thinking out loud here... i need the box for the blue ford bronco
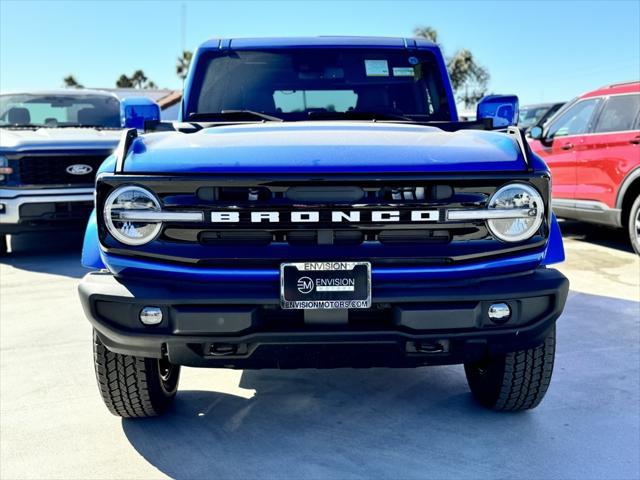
[78,37,569,417]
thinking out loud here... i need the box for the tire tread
[93,334,171,418]
[465,326,556,412]
[493,329,555,411]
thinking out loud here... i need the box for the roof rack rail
[605,80,639,89]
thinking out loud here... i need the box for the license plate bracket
[280,261,371,310]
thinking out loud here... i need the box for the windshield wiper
[189,110,283,122]
[307,110,415,122]
[54,124,119,130]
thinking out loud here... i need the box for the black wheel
[627,195,640,255]
[93,330,180,418]
[0,235,7,255]
[464,325,555,411]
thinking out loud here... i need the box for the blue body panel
[122,123,526,175]
[541,214,565,265]
[95,249,545,285]
[81,210,104,269]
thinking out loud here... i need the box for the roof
[582,80,639,98]
[199,36,438,51]
[521,102,564,109]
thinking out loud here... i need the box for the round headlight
[487,183,544,242]
[104,185,161,245]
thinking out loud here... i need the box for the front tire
[464,326,555,411]
[93,331,180,417]
[627,195,640,255]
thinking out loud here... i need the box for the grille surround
[96,173,551,266]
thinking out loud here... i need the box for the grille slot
[378,229,451,245]
[287,230,364,246]
[200,230,273,246]
[18,154,108,186]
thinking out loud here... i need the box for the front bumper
[79,267,569,369]
[0,187,94,232]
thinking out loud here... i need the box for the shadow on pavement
[122,367,501,479]
[559,219,634,253]
[122,291,640,480]
[0,231,87,279]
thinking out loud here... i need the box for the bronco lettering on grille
[210,210,439,224]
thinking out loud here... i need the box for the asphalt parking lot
[1,222,639,480]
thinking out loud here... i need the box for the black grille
[18,153,109,186]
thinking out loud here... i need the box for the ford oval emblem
[66,164,93,175]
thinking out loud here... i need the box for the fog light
[488,303,511,323]
[140,306,163,325]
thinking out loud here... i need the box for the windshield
[0,93,121,128]
[188,49,451,121]
[518,105,552,128]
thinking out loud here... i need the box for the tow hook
[209,343,238,356]
[411,340,449,354]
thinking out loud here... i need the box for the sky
[1,0,639,105]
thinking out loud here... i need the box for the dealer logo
[66,164,93,175]
[297,277,314,294]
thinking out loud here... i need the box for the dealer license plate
[280,261,371,310]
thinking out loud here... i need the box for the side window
[594,94,640,133]
[546,98,600,139]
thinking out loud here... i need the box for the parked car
[519,102,565,133]
[0,90,158,254]
[529,81,640,253]
[78,36,568,417]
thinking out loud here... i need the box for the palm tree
[176,50,193,81]
[413,26,438,43]
[115,71,157,89]
[116,74,133,88]
[413,26,489,107]
[131,70,148,89]
[63,75,83,88]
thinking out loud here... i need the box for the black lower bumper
[0,200,93,234]
[78,268,569,369]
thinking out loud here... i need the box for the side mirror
[121,96,160,130]
[529,126,543,140]
[477,95,519,128]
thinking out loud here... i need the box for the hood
[0,127,121,152]
[123,122,526,174]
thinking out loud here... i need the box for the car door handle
[560,143,574,151]
[630,137,640,145]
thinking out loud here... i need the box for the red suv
[529,81,640,253]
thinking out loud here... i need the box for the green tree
[116,74,134,88]
[413,26,490,107]
[131,70,148,89]
[115,71,157,89]
[413,26,438,43]
[176,50,193,81]
[63,75,83,88]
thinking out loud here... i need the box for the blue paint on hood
[122,122,526,174]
